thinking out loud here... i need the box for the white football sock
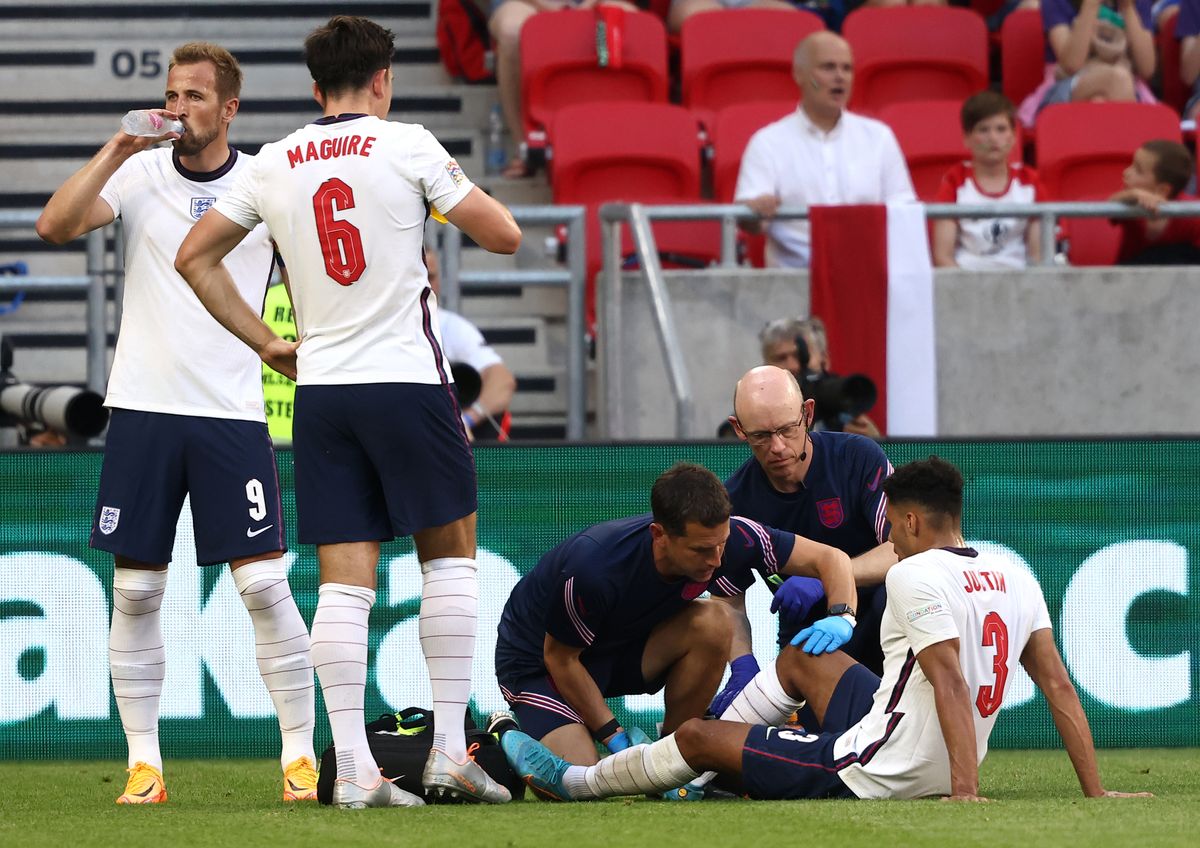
[109,567,168,770]
[233,558,315,768]
[564,735,698,799]
[719,658,803,725]
[688,659,806,790]
[419,557,478,761]
[311,582,377,785]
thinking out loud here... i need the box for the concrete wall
[598,266,1200,438]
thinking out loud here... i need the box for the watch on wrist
[827,603,856,618]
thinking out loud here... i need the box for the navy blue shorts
[91,409,286,566]
[292,382,476,545]
[497,638,661,740]
[740,663,881,800]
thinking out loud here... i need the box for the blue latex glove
[607,724,652,753]
[708,653,760,717]
[790,615,854,655]
[769,576,826,625]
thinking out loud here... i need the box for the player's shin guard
[311,582,378,786]
[419,557,478,761]
[110,567,168,770]
[573,736,699,799]
[233,558,315,768]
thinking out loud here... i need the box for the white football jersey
[100,148,275,420]
[215,115,474,386]
[834,546,1052,799]
[439,309,502,374]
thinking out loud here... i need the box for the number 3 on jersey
[313,178,365,285]
[975,611,1009,718]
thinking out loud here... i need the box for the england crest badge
[98,506,121,535]
[190,196,215,219]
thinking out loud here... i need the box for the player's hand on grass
[770,577,825,626]
[607,725,651,753]
[708,653,760,717]
[791,615,853,655]
[943,793,991,803]
[259,336,299,381]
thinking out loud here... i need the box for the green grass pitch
[2,750,1193,848]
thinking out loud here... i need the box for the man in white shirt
[735,31,916,268]
[502,456,1153,803]
[36,43,316,806]
[175,16,521,809]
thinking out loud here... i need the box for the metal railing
[600,200,1200,437]
[0,210,109,394]
[438,204,588,440]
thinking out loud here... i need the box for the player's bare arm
[542,634,618,745]
[36,119,178,244]
[1019,628,1153,799]
[916,637,985,801]
[851,541,898,587]
[781,535,856,614]
[176,208,298,380]
[442,187,521,254]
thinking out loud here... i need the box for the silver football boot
[422,749,512,804]
[331,775,426,809]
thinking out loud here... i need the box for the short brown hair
[650,462,731,536]
[1141,140,1194,198]
[960,90,1015,133]
[170,42,243,103]
[882,456,964,523]
[305,15,394,98]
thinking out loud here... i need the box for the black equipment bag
[316,708,524,804]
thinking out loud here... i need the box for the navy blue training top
[495,514,796,681]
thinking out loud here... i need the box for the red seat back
[844,7,988,115]
[551,102,715,325]
[680,9,824,130]
[878,99,1024,202]
[1036,102,1183,199]
[709,101,796,203]
[1001,9,1047,107]
[520,10,668,148]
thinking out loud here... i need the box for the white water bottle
[120,110,184,138]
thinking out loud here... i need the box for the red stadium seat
[1037,102,1183,265]
[844,7,988,115]
[1159,13,1188,115]
[877,99,1023,202]
[680,9,823,131]
[709,101,795,268]
[519,9,668,152]
[550,102,716,327]
[709,100,796,203]
[1001,9,1047,108]
[1036,102,1183,199]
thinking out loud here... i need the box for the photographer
[759,317,882,438]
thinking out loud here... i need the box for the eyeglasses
[741,419,805,447]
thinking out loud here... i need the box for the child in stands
[1109,139,1200,263]
[932,91,1045,269]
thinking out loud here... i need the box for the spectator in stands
[1176,0,1200,117]
[1109,139,1200,262]
[734,31,916,268]
[932,91,1046,269]
[1017,0,1157,128]
[666,0,798,35]
[425,248,517,440]
[758,317,881,437]
[489,0,639,177]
